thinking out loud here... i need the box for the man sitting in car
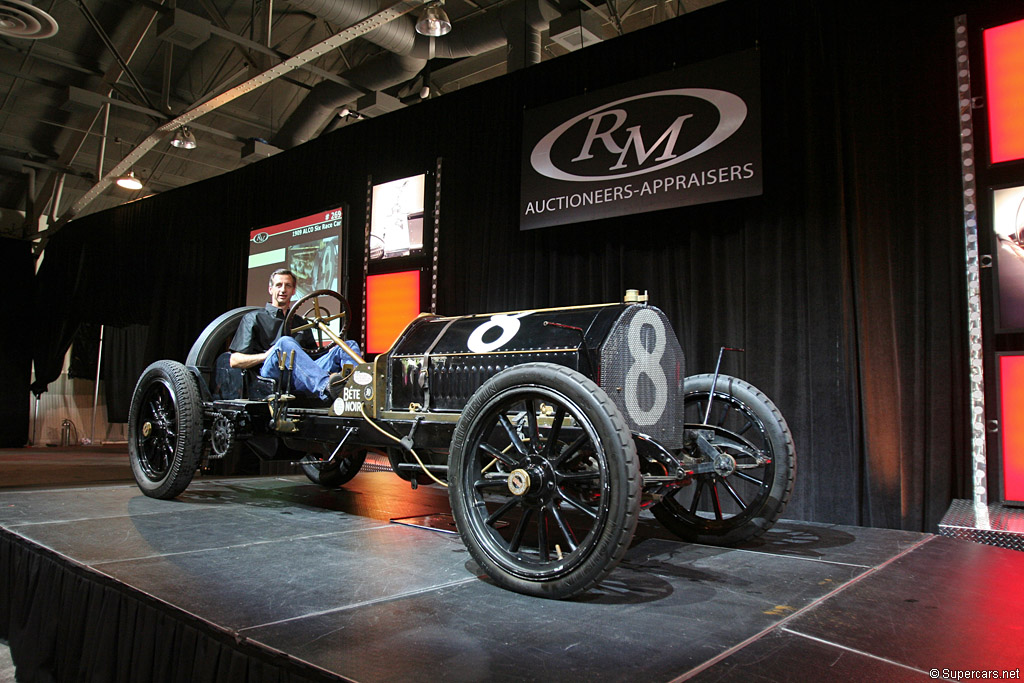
[228,268,357,402]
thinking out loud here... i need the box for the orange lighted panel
[984,18,1024,164]
[367,270,420,354]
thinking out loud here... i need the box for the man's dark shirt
[229,304,315,355]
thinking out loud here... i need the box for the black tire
[128,360,204,499]
[651,373,795,545]
[300,448,367,487]
[448,363,641,599]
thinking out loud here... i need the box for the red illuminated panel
[984,18,1024,163]
[367,270,420,354]
[999,354,1024,503]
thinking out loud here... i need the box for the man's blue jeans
[259,336,360,401]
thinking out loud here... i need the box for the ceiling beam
[27,2,167,234]
[0,42,104,79]
[36,0,428,242]
[205,23,371,92]
[76,0,165,114]
[64,87,250,143]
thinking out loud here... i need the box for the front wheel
[651,373,795,545]
[448,363,641,599]
[128,360,204,499]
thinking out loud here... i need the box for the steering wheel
[285,289,351,349]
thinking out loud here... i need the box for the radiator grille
[599,306,685,448]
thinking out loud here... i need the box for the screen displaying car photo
[369,174,425,260]
[994,185,1024,330]
[246,207,345,336]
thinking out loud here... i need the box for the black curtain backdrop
[25,0,978,532]
[1,237,32,447]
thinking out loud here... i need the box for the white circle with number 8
[467,313,529,353]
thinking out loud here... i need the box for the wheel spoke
[543,405,566,458]
[719,476,748,509]
[474,475,510,490]
[479,442,521,468]
[498,414,529,457]
[508,508,533,552]
[556,489,599,519]
[524,399,539,449]
[549,506,578,552]
[557,471,600,483]
[709,478,724,520]
[733,470,765,487]
[486,497,520,526]
[552,433,587,468]
[537,508,549,561]
[688,478,706,514]
[154,439,169,471]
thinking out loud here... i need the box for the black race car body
[385,303,686,441]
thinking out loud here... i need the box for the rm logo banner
[520,49,761,230]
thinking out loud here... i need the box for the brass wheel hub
[507,468,531,496]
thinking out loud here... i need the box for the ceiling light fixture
[0,1,59,40]
[170,125,197,149]
[115,170,143,190]
[338,107,366,121]
[415,1,451,37]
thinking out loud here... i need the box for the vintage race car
[128,289,795,599]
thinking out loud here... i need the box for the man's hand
[229,350,268,369]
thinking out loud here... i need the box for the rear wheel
[652,374,795,545]
[448,363,640,599]
[128,360,204,499]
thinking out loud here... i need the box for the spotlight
[415,1,451,37]
[170,125,197,149]
[115,170,143,190]
[338,107,366,121]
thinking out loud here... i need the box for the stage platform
[2,448,1024,682]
